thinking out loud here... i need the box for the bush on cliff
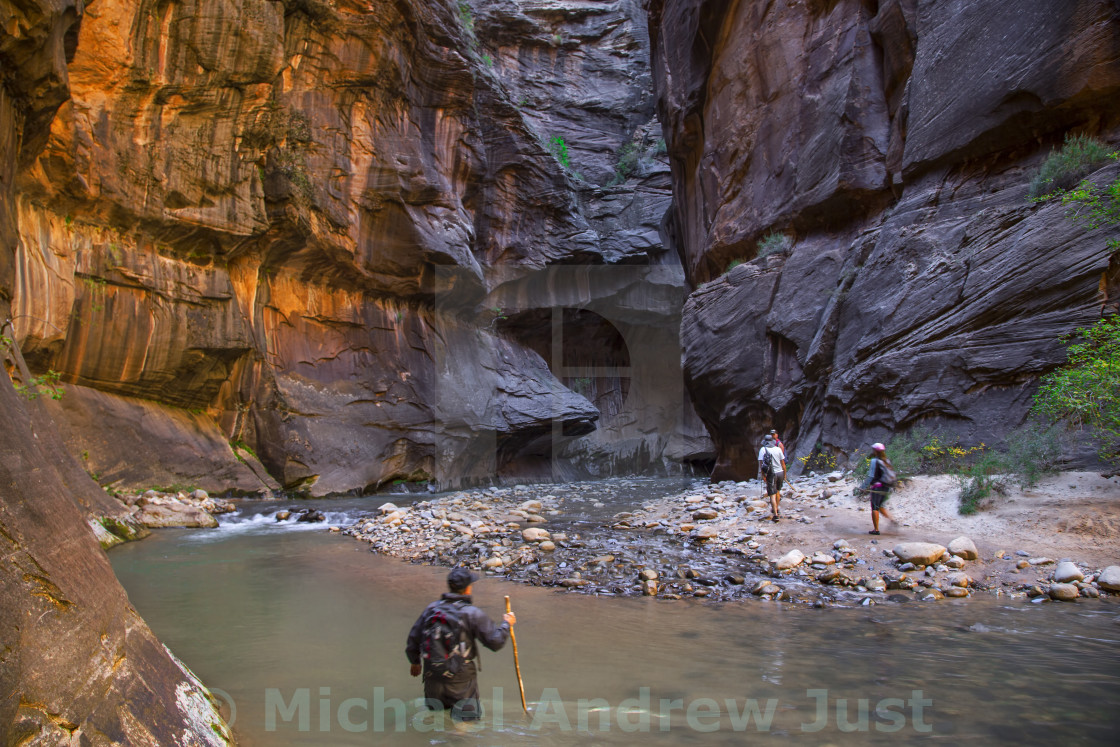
[1028,134,1114,199]
[1031,314,1120,465]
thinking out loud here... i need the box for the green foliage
[608,142,640,186]
[654,138,667,156]
[549,136,570,169]
[955,452,1008,515]
[0,334,12,352]
[756,232,791,259]
[481,53,493,67]
[14,370,64,401]
[854,427,984,479]
[1031,315,1120,464]
[569,376,592,395]
[1060,169,1120,253]
[723,259,744,274]
[230,439,258,462]
[1003,422,1062,488]
[1028,134,1114,199]
[798,443,837,473]
[458,1,477,48]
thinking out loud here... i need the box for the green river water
[108,495,1120,746]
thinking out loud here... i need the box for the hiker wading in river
[758,434,788,522]
[406,568,516,721]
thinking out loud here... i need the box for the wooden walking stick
[505,595,527,713]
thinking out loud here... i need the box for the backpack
[877,459,898,488]
[760,448,775,476]
[420,600,470,678]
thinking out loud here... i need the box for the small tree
[1031,315,1120,464]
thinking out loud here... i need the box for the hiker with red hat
[860,443,897,535]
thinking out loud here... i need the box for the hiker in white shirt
[757,434,788,522]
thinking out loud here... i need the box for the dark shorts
[423,664,482,721]
[765,471,785,496]
[870,489,889,511]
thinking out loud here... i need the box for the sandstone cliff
[649,0,1120,479]
[1,1,231,742]
[8,0,709,496]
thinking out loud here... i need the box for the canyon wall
[1,1,231,742]
[648,0,1120,479]
[9,0,710,497]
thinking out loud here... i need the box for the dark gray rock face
[650,0,1120,479]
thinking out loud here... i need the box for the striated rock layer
[8,0,710,496]
[1,0,231,742]
[648,0,1120,479]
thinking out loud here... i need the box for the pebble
[1028,557,1054,566]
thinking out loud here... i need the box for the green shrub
[549,136,570,169]
[608,142,640,185]
[756,232,791,259]
[1031,315,1120,465]
[1003,423,1062,488]
[1028,134,1114,199]
[955,452,1008,515]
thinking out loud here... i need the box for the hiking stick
[505,595,528,713]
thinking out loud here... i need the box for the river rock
[640,579,658,596]
[135,502,219,529]
[694,526,719,541]
[560,578,589,588]
[810,552,836,566]
[639,569,659,581]
[276,510,291,521]
[1052,561,1084,584]
[1097,566,1120,591]
[892,543,947,566]
[692,508,719,520]
[522,528,551,543]
[944,587,970,598]
[1048,583,1080,602]
[538,541,556,552]
[922,589,945,601]
[948,537,979,560]
[1029,557,1055,566]
[775,549,806,570]
[948,572,974,588]
[482,557,504,569]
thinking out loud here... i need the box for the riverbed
[109,494,1120,745]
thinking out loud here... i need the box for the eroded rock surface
[7,0,709,495]
[649,0,1120,478]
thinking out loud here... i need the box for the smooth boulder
[1052,561,1084,584]
[774,549,806,570]
[892,542,947,566]
[1048,583,1080,602]
[947,536,979,560]
[1098,566,1120,591]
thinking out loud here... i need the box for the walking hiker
[861,442,896,535]
[758,434,788,522]
[406,567,516,721]
[769,429,786,459]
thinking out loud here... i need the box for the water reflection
[109,501,1120,745]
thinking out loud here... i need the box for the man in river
[406,567,516,721]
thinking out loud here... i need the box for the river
[109,493,1120,745]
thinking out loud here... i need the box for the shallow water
[110,492,1120,746]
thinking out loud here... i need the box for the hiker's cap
[769,429,778,435]
[871,442,886,451]
[447,567,478,592]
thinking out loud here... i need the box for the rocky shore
[340,473,1120,607]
